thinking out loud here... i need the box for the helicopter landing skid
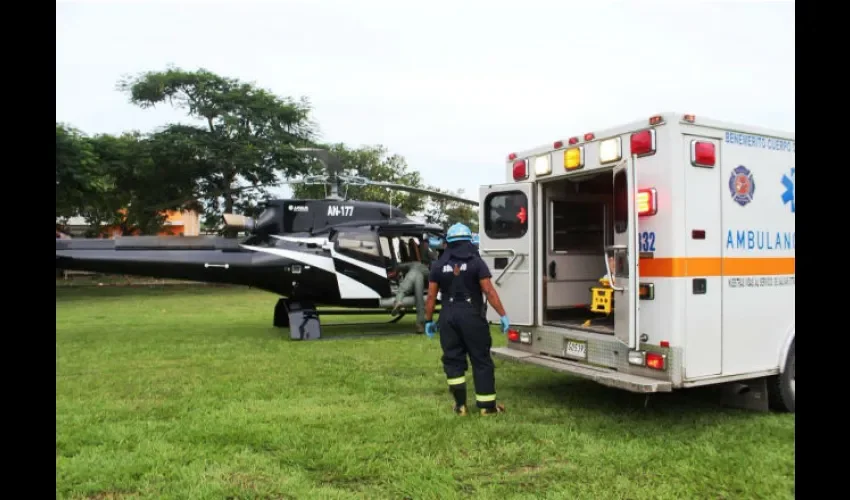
[274,298,435,341]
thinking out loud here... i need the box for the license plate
[563,339,587,360]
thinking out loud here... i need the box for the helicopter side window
[396,238,410,262]
[379,237,395,263]
[335,230,385,268]
[407,238,421,262]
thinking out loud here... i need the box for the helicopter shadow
[55,283,243,303]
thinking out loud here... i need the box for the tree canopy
[56,126,203,236]
[56,123,110,221]
[423,187,479,232]
[117,67,316,229]
[56,66,475,236]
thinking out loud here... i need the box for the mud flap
[719,377,770,412]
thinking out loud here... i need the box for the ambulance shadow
[516,376,751,419]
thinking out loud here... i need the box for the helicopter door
[478,182,534,326]
[331,230,392,299]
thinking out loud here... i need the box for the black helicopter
[55,149,479,340]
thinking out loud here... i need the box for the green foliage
[424,187,479,232]
[117,67,316,230]
[55,123,111,220]
[291,143,428,215]
[80,131,202,236]
[56,124,202,236]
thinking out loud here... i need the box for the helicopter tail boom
[55,236,260,286]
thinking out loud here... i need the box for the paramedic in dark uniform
[423,223,511,416]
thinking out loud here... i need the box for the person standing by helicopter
[392,236,447,333]
[423,222,510,416]
[391,258,429,333]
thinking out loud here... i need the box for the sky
[56,0,795,204]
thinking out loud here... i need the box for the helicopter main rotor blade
[363,181,480,206]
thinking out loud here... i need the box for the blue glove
[500,315,510,334]
[424,321,438,339]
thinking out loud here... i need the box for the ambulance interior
[542,171,621,334]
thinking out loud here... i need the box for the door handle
[548,261,557,279]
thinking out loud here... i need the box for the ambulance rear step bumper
[491,347,673,393]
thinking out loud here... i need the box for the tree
[56,123,111,221]
[423,187,479,232]
[290,143,428,215]
[76,131,201,236]
[117,67,317,232]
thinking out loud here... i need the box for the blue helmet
[471,233,480,246]
[446,223,473,243]
[428,236,445,249]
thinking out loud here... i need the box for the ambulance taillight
[630,129,657,157]
[507,329,520,342]
[646,352,666,371]
[512,159,529,181]
[637,188,658,216]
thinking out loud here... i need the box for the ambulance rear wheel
[768,339,795,413]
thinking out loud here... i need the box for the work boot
[415,322,424,333]
[453,403,468,416]
[480,403,506,416]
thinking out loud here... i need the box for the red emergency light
[507,329,520,342]
[568,137,579,145]
[512,159,529,181]
[630,129,657,157]
[584,132,595,141]
[508,152,518,161]
[637,188,657,216]
[692,141,715,167]
[553,140,564,149]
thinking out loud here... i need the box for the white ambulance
[478,112,795,412]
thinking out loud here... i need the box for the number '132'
[639,231,656,252]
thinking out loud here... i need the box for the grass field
[56,285,795,499]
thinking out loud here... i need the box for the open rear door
[478,182,534,326]
[610,157,640,349]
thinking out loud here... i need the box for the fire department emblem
[728,165,755,206]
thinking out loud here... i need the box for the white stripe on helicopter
[271,235,330,246]
[239,244,381,300]
[272,234,387,278]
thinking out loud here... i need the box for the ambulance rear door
[611,158,640,349]
[478,182,534,325]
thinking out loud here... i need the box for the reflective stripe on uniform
[447,376,465,386]
[475,393,496,402]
